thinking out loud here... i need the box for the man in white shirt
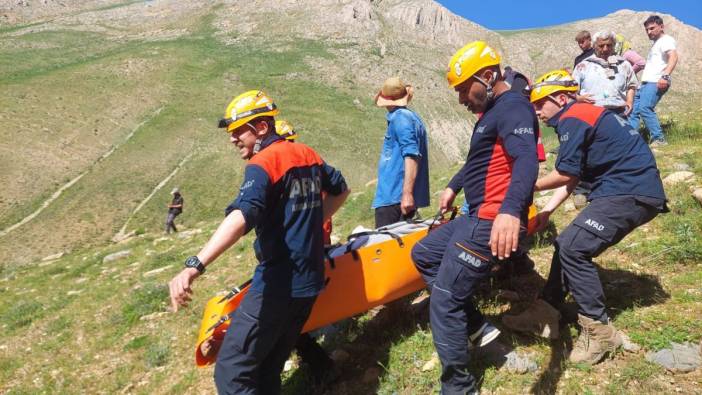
[629,15,679,146]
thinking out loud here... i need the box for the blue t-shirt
[547,102,666,202]
[372,107,430,209]
[225,134,348,297]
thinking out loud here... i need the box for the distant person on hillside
[629,14,679,146]
[168,90,349,394]
[503,69,667,365]
[574,30,595,67]
[372,77,430,228]
[411,41,538,394]
[573,30,638,116]
[165,188,183,234]
[615,33,646,74]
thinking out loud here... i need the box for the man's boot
[502,299,561,339]
[569,314,622,365]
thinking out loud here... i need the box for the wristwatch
[184,256,206,274]
[661,74,671,82]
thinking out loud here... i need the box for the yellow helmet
[275,120,297,141]
[530,69,579,103]
[218,90,279,133]
[446,41,501,88]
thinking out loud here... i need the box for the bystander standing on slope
[629,14,679,146]
[165,188,183,234]
[372,77,430,228]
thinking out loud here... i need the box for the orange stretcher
[194,206,539,367]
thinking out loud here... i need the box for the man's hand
[576,94,595,104]
[169,267,200,312]
[400,192,415,216]
[624,102,633,116]
[657,78,670,91]
[532,211,552,233]
[490,213,521,260]
[439,188,457,214]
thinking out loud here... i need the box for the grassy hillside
[1,120,700,394]
[1,2,701,394]
[0,10,460,265]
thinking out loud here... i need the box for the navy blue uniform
[541,102,666,322]
[215,134,347,394]
[412,90,539,394]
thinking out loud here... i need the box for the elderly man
[629,15,679,146]
[573,30,638,116]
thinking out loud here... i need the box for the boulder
[646,342,701,372]
[692,188,702,207]
[143,265,173,277]
[662,171,695,186]
[176,229,202,239]
[421,353,439,371]
[102,249,131,263]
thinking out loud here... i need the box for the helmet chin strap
[473,71,498,102]
[246,122,263,156]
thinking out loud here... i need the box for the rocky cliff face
[3,0,701,159]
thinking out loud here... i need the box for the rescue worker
[275,119,340,387]
[411,41,539,394]
[502,70,667,364]
[168,91,350,394]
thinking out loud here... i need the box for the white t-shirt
[641,34,676,82]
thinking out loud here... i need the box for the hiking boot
[573,194,588,209]
[569,314,622,365]
[469,321,500,347]
[502,299,561,339]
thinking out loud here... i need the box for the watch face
[185,256,200,268]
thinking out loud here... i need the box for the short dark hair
[644,15,664,26]
[255,116,276,134]
[575,30,591,42]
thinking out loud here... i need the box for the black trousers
[374,204,416,228]
[214,290,316,394]
[412,215,516,394]
[541,195,661,321]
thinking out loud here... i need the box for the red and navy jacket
[547,102,667,203]
[448,90,539,222]
[225,134,348,297]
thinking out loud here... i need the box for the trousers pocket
[228,311,258,354]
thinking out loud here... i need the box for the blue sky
[436,0,702,30]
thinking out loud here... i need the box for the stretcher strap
[347,230,404,247]
[217,279,253,304]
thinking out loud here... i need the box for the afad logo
[458,251,484,268]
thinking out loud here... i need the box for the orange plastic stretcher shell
[195,206,538,367]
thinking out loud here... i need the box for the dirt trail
[0,106,164,239]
